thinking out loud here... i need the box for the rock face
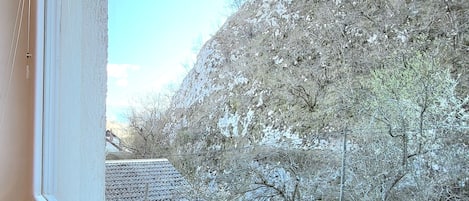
[164,0,468,200]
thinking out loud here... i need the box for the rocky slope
[163,0,468,200]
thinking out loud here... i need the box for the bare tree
[123,92,173,158]
[227,0,247,11]
[352,52,469,200]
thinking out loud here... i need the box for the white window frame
[33,0,46,199]
[33,0,59,200]
[33,0,106,200]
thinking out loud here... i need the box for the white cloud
[107,63,141,87]
[107,63,140,78]
[116,79,128,87]
[106,99,130,107]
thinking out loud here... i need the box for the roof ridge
[105,158,168,163]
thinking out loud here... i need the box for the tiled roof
[105,159,190,201]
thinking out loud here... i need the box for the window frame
[33,0,60,200]
[33,0,107,200]
[32,0,45,198]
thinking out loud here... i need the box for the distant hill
[163,0,468,200]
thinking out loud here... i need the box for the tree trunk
[339,129,347,201]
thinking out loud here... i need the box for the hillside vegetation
[125,0,468,200]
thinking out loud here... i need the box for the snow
[255,0,292,28]
[105,141,121,152]
[367,33,378,44]
[260,126,303,148]
[217,111,240,137]
[217,109,255,137]
[396,30,408,43]
[228,72,249,90]
[255,93,264,107]
[273,55,283,64]
[241,110,255,136]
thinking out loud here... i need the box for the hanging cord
[1,0,26,130]
[26,0,32,79]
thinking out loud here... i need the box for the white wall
[106,141,121,152]
[43,0,108,200]
[0,0,35,200]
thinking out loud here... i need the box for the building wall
[0,0,36,200]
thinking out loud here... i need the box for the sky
[107,0,231,122]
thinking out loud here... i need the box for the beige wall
[0,0,36,200]
[0,0,107,199]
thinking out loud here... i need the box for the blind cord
[1,0,26,130]
[26,0,32,79]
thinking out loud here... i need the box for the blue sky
[107,0,231,122]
